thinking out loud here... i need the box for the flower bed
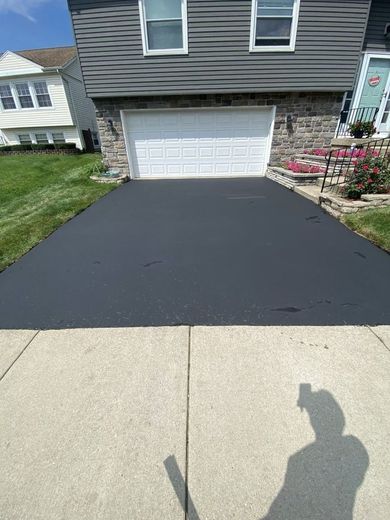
[285,161,325,174]
[303,147,379,159]
[303,148,329,157]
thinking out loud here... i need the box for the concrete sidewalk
[0,326,389,519]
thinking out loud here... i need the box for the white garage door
[124,108,274,179]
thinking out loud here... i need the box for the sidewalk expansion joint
[0,330,41,382]
[366,325,390,354]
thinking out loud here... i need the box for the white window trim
[17,133,33,145]
[14,82,35,110]
[0,80,53,112]
[0,83,17,111]
[34,132,50,144]
[249,0,300,53]
[33,80,53,109]
[138,0,188,56]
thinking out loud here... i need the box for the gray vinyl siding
[363,0,390,52]
[68,0,371,97]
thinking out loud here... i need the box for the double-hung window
[250,0,300,52]
[139,0,188,55]
[52,132,65,144]
[0,85,16,110]
[35,133,49,144]
[18,134,32,144]
[15,83,34,108]
[33,81,52,107]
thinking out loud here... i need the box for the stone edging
[90,174,129,184]
[320,193,390,219]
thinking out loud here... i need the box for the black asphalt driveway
[0,178,389,329]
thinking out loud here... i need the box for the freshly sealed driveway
[0,178,389,329]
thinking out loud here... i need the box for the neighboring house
[67,0,388,179]
[0,46,99,150]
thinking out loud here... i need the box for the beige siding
[0,74,74,129]
[2,126,82,149]
[0,51,42,77]
[62,58,98,132]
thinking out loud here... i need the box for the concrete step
[294,184,321,204]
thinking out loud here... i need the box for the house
[0,46,99,150]
[67,0,389,179]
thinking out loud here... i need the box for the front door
[358,57,390,135]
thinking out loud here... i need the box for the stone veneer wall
[94,92,343,177]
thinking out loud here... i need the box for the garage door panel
[125,108,273,178]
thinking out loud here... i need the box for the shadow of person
[261,384,369,520]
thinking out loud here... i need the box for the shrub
[11,144,33,151]
[0,142,79,153]
[31,143,55,150]
[343,154,390,199]
[54,142,77,150]
[0,144,32,152]
[286,161,325,174]
[85,160,107,177]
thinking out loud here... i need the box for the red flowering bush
[286,161,325,174]
[343,154,390,199]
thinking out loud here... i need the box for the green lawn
[342,207,390,252]
[0,153,116,271]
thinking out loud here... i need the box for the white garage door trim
[121,106,276,180]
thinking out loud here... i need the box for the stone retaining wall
[320,193,390,219]
[94,92,342,177]
[266,166,323,189]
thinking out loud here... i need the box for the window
[18,134,32,144]
[35,133,49,144]
[0,85,16,110]
[139,0,188,55]
[33,81,52,107]
[92,131,100,147]
[52,132,65,144]
[15,83,34,108]
[250,0,300,52]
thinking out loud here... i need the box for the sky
[0,0,74,52]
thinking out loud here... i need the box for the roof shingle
[15,46,76,68]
